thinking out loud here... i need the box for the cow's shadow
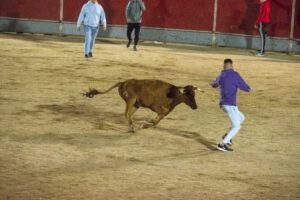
[36,103,216,150]
[156,127,217,151]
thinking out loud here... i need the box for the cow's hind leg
[125,97,137,133]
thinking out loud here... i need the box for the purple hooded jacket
[212,69,251,106]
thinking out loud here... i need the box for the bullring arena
[1,0,300,199]
[1,33,300,200]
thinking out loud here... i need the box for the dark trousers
[258,23,268,54]
[127,23,141,46]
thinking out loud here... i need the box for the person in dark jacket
[126,0,146,51]
[211,59,251,152]
[254,0,271,57]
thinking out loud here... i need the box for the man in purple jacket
[211,59,251,152]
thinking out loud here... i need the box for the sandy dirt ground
[0,33,300,200]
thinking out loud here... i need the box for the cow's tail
[83,82,122,98]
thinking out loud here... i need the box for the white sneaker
[217,144,233,152]
[256,53,264,57]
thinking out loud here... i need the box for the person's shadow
[99,0,115,37]
[0,12,27,33]
[239,1,259,49]
[147,0,170,42]
[269,0,291,37]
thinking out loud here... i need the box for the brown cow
[84,79,202,132]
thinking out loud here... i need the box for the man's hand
[211,81,218,88]
[103,26,107,31]
[254,24,258,29]
[127,18,131,23]
[77,26,81,32]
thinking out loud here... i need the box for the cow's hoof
[129,125,135,133]
[139,124,151,129]
[129,129,135,133]
[138,124,144,130]
[147,119,155,124]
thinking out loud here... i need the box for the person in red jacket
[254,0,271,56]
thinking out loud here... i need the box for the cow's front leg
[131,107,139,116]
[147,115,161,125]
[147,118,156,124]
[152,114,165,126]
[140,114,165,129]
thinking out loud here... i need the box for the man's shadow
[0,12,26,33]
[141,0,170,42]
[269,0,291,38]
[239,1,259,49]
[99,0,115,37]
[156,127,217,151]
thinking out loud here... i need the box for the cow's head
[180,86,198,110]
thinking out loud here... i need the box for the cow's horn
[195,87,204,92]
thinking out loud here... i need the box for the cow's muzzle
[192,105,198,110]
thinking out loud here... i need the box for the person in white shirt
[77,0,107,58]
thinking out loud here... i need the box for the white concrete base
[0,18,299,53]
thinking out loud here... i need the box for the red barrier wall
[141,0,214,31]
[216,0,292,38]
[0,0,60,21]
[268,0,292,38]
[294,0,300,39]
[0,0,299,39]
[63,0,90,22]
[63,0,128,25]
[64,0,214,31]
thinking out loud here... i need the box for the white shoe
[256,53,264,57]
[217,144,233,152]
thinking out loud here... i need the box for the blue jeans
[84,25,99,55]
[222,105,245,144]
